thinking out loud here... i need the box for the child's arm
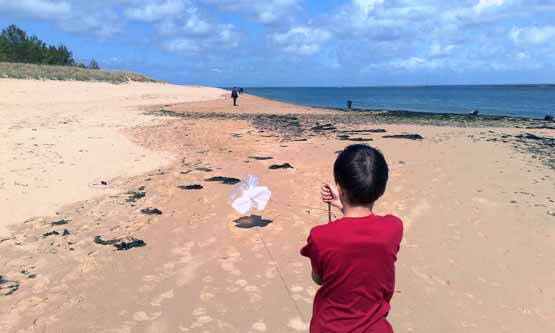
[321,182,343,213]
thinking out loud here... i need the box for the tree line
[0,24,100,69]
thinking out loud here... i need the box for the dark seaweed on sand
[94,236,146,251]
[0,275,19,296]
[205,176,241,185]
[383,134,424,140]
[337,134,373,142]
[126,191,146,203]
[43,229,70,238]
[178,184,204,190]
[249,156,274,160]
[51,219,69,226]
[269,163,294,169]
[114,239,146,251]
[94,236,117,245]
[140,207,162,215]
[43,230,60,238]
[337,135,373,142]
[311,124,337,131]
[341,129,386,133]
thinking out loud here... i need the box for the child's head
[334,144,388,207]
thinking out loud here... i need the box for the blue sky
[1,0,555,86]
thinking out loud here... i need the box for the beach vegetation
[0,24,157,83]
[0,62,158,83]
[0,25,78,67]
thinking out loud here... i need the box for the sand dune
[1,85,554,332]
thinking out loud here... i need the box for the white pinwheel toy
[229,175,271,215]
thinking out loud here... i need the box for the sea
[242,85,555,120]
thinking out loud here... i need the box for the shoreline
[1,85,554,332]
[239,89,555,121]
[324,106,555,123]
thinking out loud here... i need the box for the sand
[1,84,554,332]
[0,79,225,237]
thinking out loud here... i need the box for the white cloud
[474,0,504,14]
[124,0,238,54]
[0,0,71,19]
[429,43,455,57]
[164,38,201,53]
[205,0,299,24]
[353,0,385,17]
[0,0,124,37]
[155,8,212,36]
[163,24,238,54]
[516,51,529,60]
[273,26,331,56]
[125,0,187,22]
[389,57,442,71]
[509,26,555,45]
[60,7,123,38]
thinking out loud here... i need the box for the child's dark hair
[334,144,388,205]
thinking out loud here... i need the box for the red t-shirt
[300,214,403,333]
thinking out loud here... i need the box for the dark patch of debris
[383,134,424,140]
[269,163,294,169]
[178,184,204,190]
[140,208,162,215]
[94,236,146,251]
[126,191,146,203]
[205,176,241,185]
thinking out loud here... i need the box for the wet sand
[1,87,554,332]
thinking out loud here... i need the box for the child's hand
[321,182,343,210]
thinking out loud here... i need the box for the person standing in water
[231,87,239,106]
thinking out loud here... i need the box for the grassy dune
[0,62,158,84]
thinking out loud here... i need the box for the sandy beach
[0,79,225,237]
[1,80,554,332]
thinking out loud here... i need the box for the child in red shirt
[301,144,403,333]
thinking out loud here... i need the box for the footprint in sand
[200,286,215,301]
[411,266,435,285]
[188,307,214,330]
[288,317,309,331]
[197,236,216,248]
[220,247,242,276]
[244,284,262,302]
[264,266,277,279]
[401,200,430,230]
[151,289,174,307]
[251,320,267,331]
[176,261,202,287]
[147,320,168,333]
[235,279,248,287]
[133,313,152,324]
[290,285,304,293]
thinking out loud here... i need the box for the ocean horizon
[239,85,555,120]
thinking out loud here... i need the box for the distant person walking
[231,87,239,106]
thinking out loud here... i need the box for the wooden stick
[328,202,332,223]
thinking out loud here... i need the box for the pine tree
[88,59,100,69]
